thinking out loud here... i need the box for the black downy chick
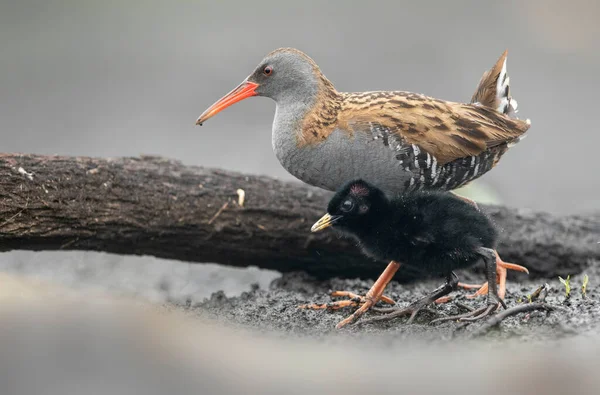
[304,179,519,329]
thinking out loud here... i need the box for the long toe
[330,291,395,305]
[298,289,395,311]
[298,299,360,311]
[465,282,489,299]
[457,282,484,290]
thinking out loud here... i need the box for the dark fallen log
[0,154,598,281]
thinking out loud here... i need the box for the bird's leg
[431,192,484,303]
[358,272,459,326]
[464,250,529,300]
[431,248,507,324]
[298,261,401,329]
[450,194,529,300]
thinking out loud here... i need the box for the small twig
[207,202,229,225]
[455,302,475,312]
[0,200,29,228]
[60,238,79,249]
[0,209,25,228]
[470,303,555,337]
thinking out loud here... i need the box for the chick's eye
[263,66,273,76]
[340,200,354,212]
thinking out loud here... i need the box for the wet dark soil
[193,261,600,344]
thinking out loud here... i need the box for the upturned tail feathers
[471,51,526,118]
[471,50,530,146]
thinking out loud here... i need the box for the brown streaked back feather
[326,91,530,165]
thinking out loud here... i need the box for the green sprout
[582,274,589,298]
[559,275,571,298]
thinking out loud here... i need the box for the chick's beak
[311,213,342,232]
[196,80,259,125]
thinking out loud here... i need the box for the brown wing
[338,92,530,165]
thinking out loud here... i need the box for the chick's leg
[299,261,401,329]
[464,250,529,301]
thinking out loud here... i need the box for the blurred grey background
[0,1,598,298]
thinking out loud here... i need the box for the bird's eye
[263,65,273,76]
[340,200,354,212]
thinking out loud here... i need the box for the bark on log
[0,154,598,281]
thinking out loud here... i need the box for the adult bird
[196,47,530,302]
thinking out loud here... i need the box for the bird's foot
[430,301,500,324]
[357,276,457,326]
[432,248,510,325]
[464,251,529,301]
[298,261,402,329]
[298,291,395,311]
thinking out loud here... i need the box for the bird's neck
[272,74,342,164]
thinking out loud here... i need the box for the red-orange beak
[196,80,259,125]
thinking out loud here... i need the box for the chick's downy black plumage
[323,180,497,275]
[306,179,516,328]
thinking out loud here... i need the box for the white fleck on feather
[412,145,421,168]
[495,58,508,111]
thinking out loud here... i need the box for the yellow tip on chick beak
[311,213,335,232]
